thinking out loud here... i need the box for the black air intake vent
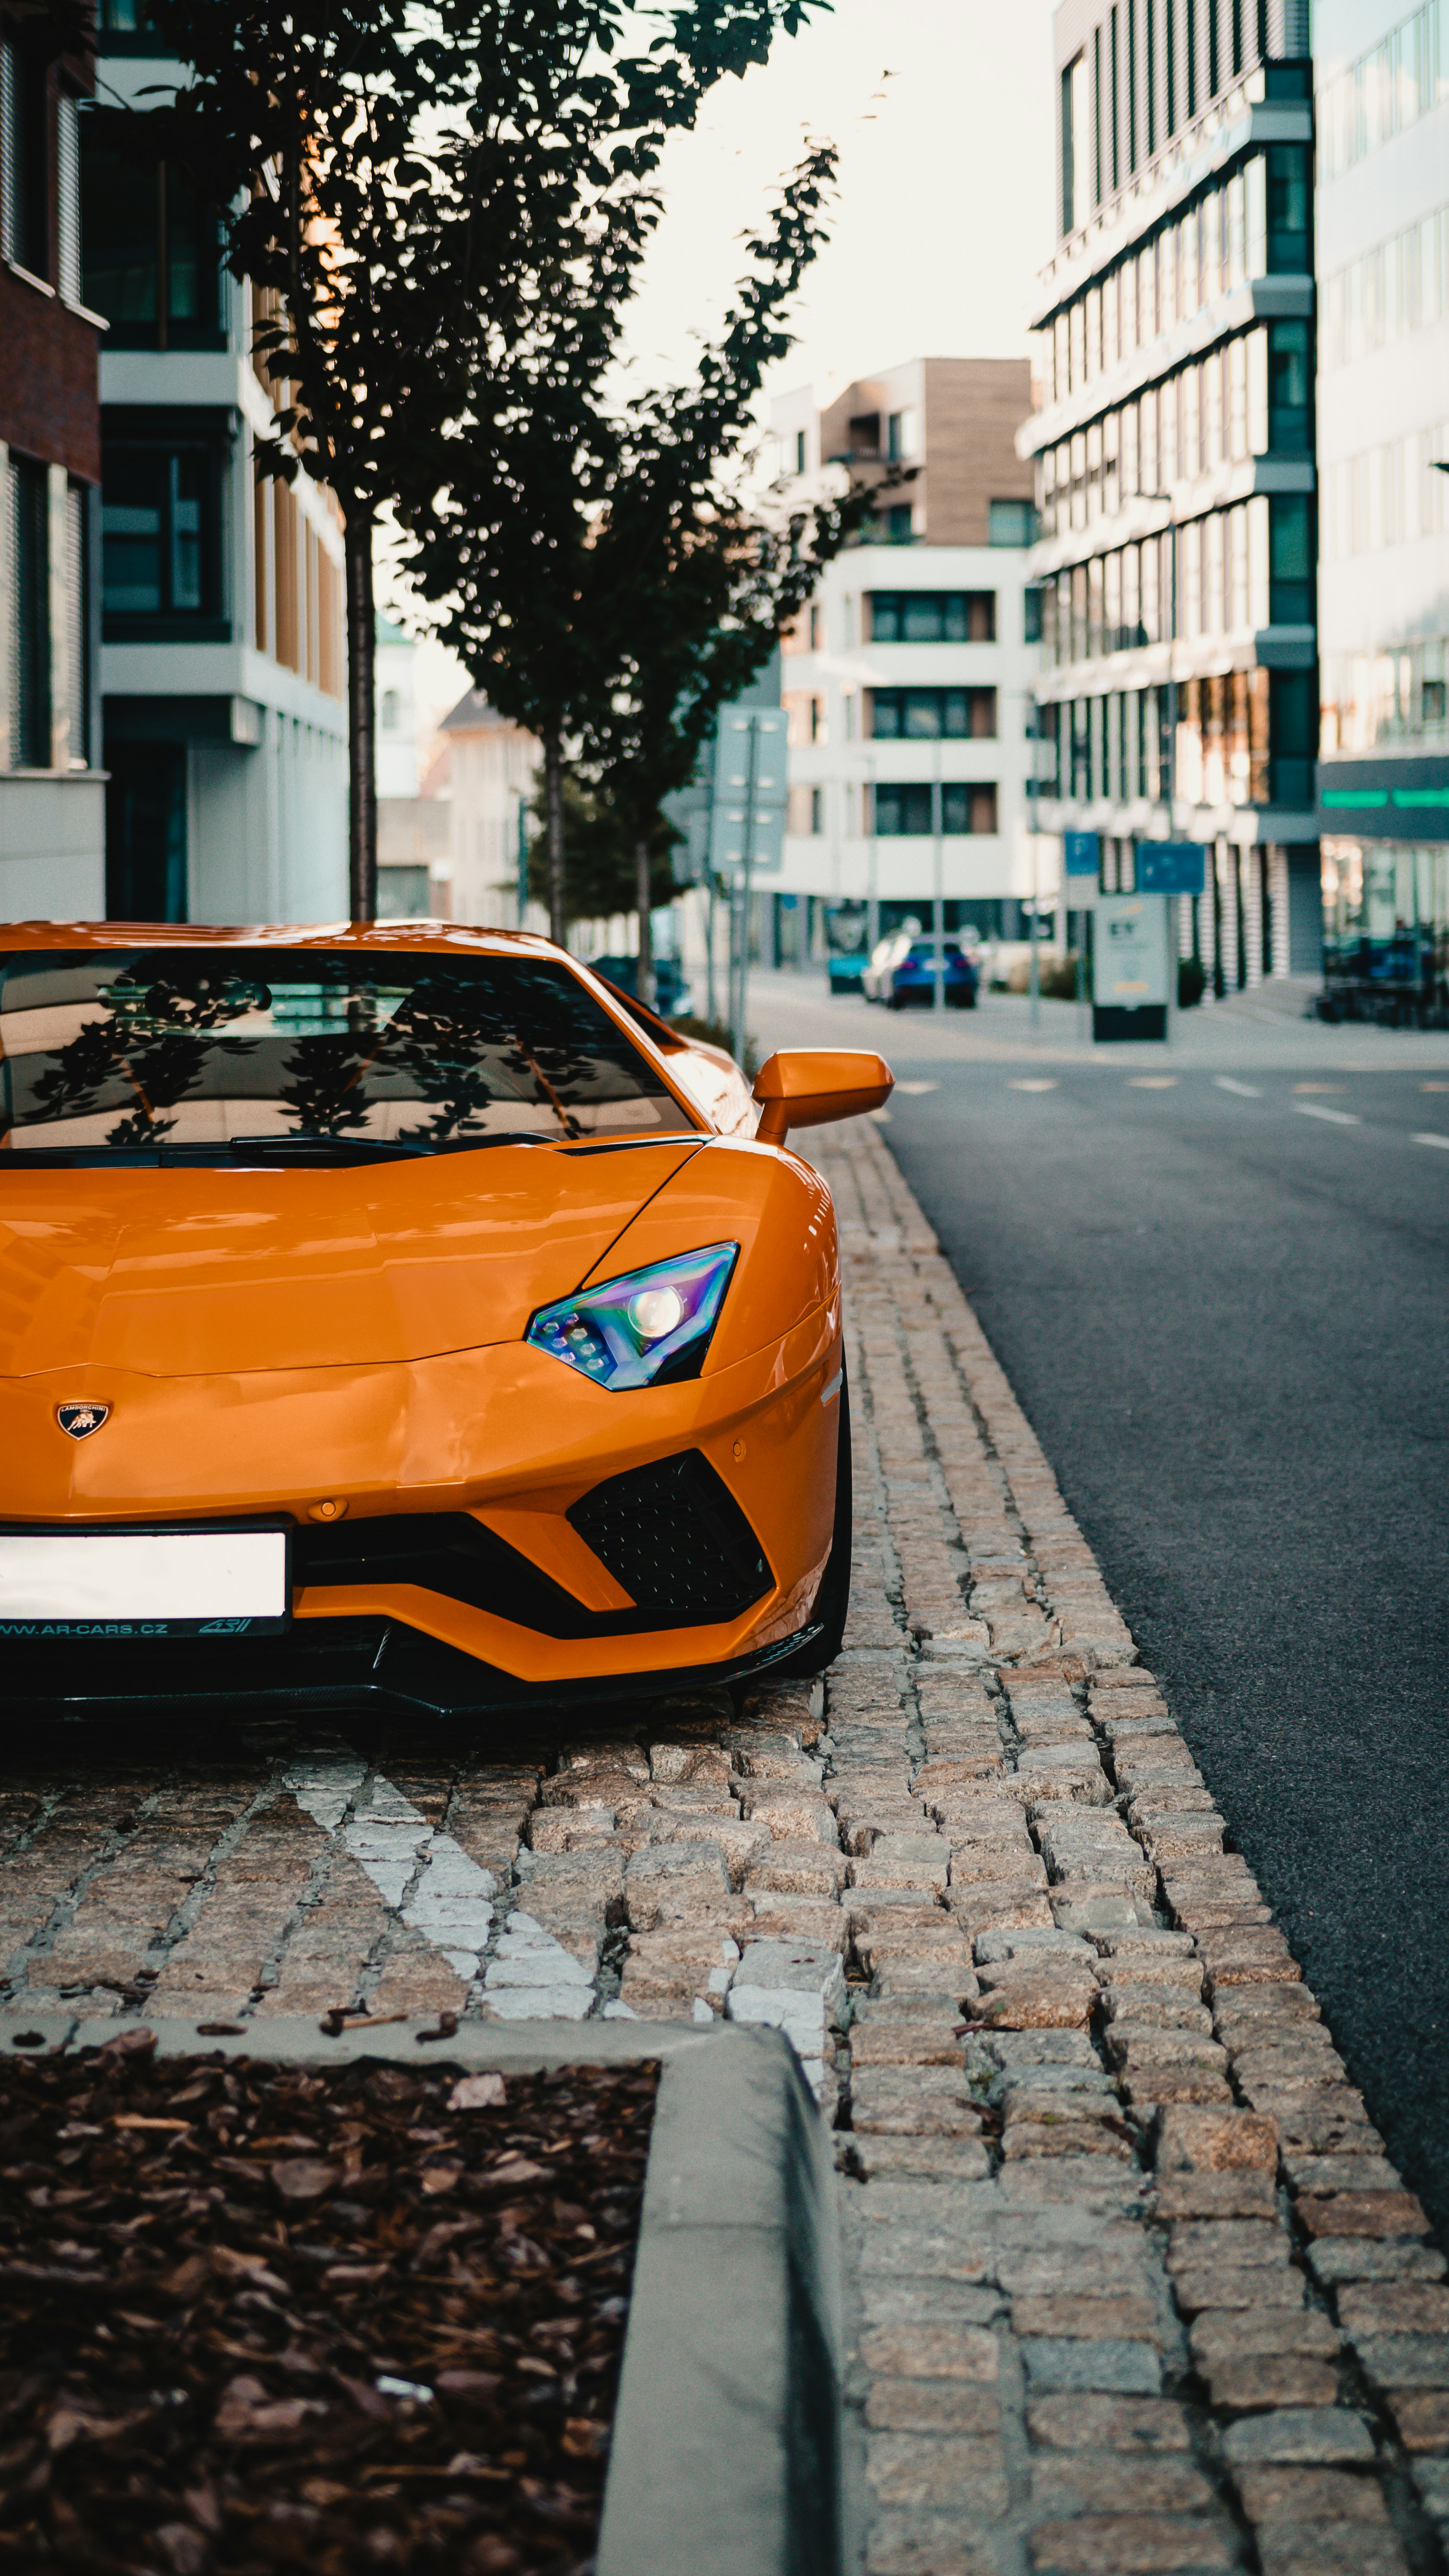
[567,1451,772,1620]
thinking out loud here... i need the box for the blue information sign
[1062,831,1101,877]
[1136,842,1206,896]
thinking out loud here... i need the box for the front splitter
[5,1612,823,1724]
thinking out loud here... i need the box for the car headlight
[526,1243,739,1391]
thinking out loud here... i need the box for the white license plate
[0,1529,289,1633]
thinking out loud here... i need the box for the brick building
[0,2,105,915]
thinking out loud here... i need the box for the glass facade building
[1021,0,1323,990]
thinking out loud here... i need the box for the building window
[878,502,915,545]
[1,28,49,279]
[1270,669,1315,808]
[1266,145,1310,275]
[102,412,229,638]
[989,499,1036,547]
[874,783,997,836]
[7,455,52,768]
[886,409,918,461]
[869,591,994,643]
[1024,587,1043,644]
[67,482,89,767]
[787,783,824,835]
[80,134,223,349]
[1266,320,1311,452]
[794,428,806,474]
[1268,494,1313,625]
[870,688,996,740]
[380,689,400,731]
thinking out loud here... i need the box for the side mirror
[751,1049,894,1146]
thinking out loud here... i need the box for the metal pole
[931,760,944,1014]
[1164,517,1178,1047]
[732,715,760,1066]
[1029,831,1041,1030]
[1076,905,1087,1040]
[866,756,879,962]
[516,791,529,930]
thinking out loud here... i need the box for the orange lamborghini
[0,923,890,1719]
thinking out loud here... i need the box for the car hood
[0,1140,703,1378]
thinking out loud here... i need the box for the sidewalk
[742,965,1449,1073]
[1,1125,1445,2573]
[814,1117,1446,2576]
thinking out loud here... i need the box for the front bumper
[0,1304,841,1703]
[2,1612,824,1722]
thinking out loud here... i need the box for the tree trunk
[635,836,653,1008]
[544,725,566,946]
[345,515,377,922]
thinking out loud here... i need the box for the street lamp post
[930,747,945,1014]
[1144,492,1179,1039]
[865,752,879,963]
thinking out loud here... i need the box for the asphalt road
[883,1057,1449,2237]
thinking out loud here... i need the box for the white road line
[1008,1079,1057,1092]
[1127,1076,1177,1088]
[894,1081,938,1096]
[1294,1101,1361,1127]
[287,1747,499,1985]
[1215,1077,1262,1097]
[1412,1131,1449,1150]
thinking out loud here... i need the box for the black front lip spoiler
[4,1616,823,1724]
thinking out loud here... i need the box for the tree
[523,776,683,930]
[573,145,889,997]
[408,143,889,971]
[115,0,830,919]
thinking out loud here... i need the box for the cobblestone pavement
[3,1118,1447,2572]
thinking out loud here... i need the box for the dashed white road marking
[286,1748,499,1985]
[1214,1077,1262,1097]
[1294,1102,1361,1127]
[1412,1131,1449,1151]
[894,1080,939,1095]
[1294,1083,1347,1094]
[1127,1076,1177,1088]
[1008,1079,1058,1092]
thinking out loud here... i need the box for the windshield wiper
[0,1131,560,1170]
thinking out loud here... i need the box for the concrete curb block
[0,2011,843,2576]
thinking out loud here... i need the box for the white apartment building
[770,362,1044,969]
[374,616,449,917]
[437,690,539,930]
[1314,0,1449,1015]
[84,23,348,924]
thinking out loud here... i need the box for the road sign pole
[931,766,945,1014]
[1164,894,1174,1047]
[1029,832,1041,1031]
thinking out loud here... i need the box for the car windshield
[0,949,698,1163]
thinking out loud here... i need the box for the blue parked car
[588,952,695,1018]
[865,934,978,1009]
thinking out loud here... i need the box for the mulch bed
[0,2035,658,2575]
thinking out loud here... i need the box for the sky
[383,0,1059,738]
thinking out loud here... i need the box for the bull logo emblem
[57,1403,111,1441]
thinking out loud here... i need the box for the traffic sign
[1062,830,1101,877]
[1136,842,1206,896]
